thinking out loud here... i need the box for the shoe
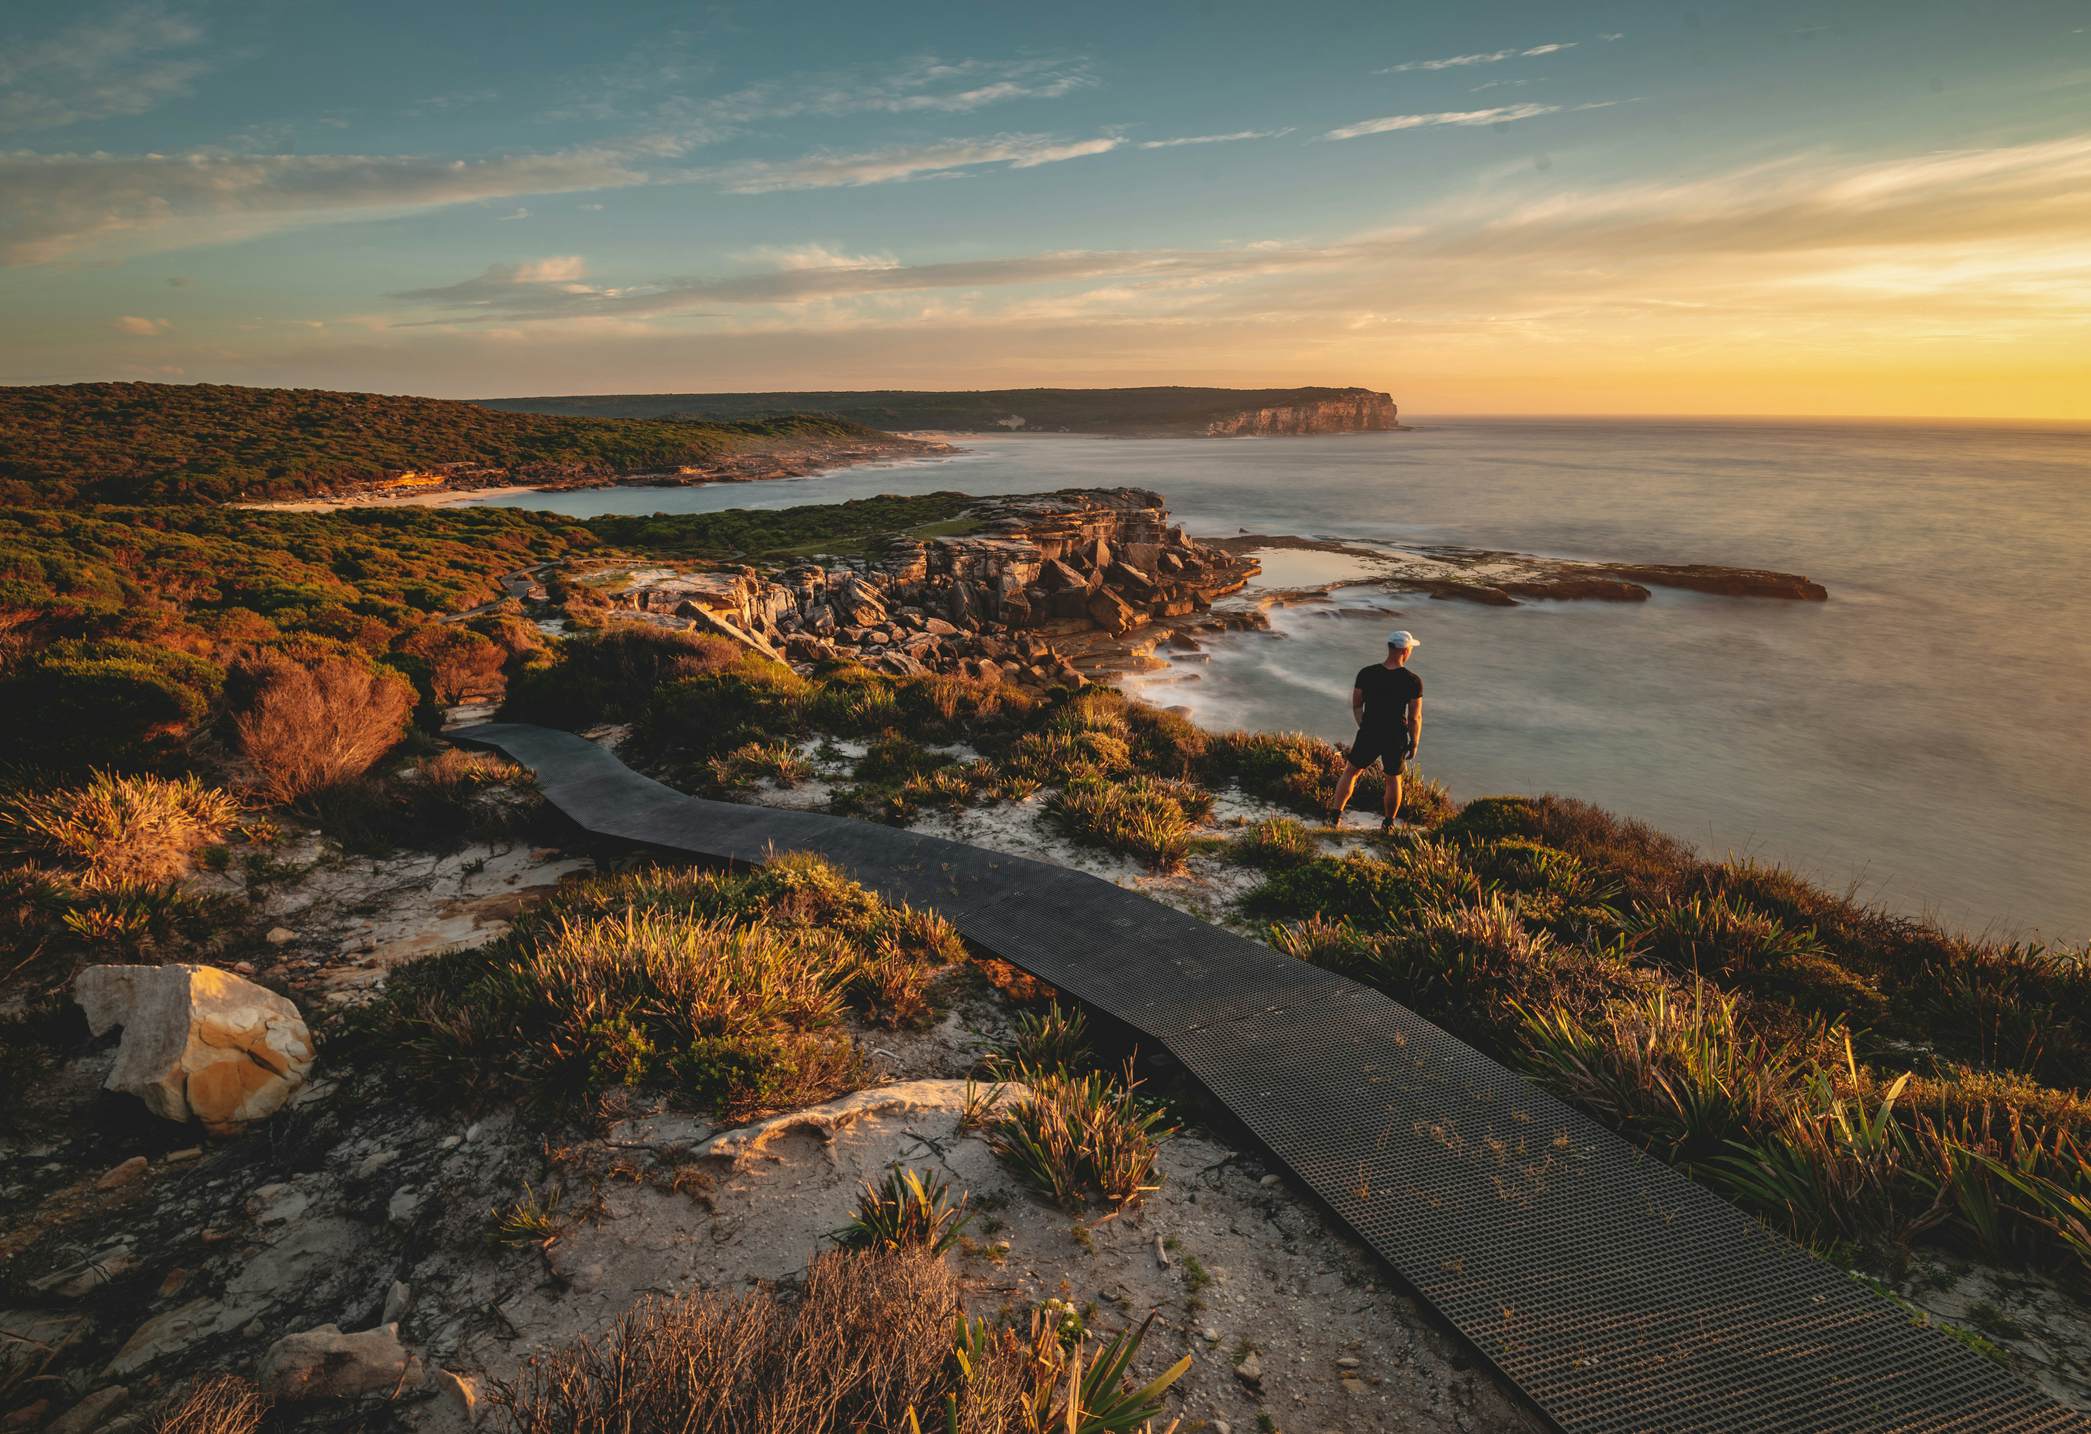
[1378,816,1396,835]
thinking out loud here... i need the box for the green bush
[631,656,813,768]
[1245,843,1482,926]
[0,639,224,769]
[503,625,743,729]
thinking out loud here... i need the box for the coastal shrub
[805,665,904,733]
[398,622,508,704]
[0,638,225,769]
[631,656,813,767]
[150,1374,270,1434]
[1464,836,1623,941]
[835,754,996,825]
[1230,817,1322,870]
[1630,892,1826,981]
[1245,842,1482,927]
[230,649,414,803]
[503,625,742,729]
[495,1249,959,1433]
[891,670,1032,739]
[1,771,239,889]
[838,1166,972,1256]
[1124,700,1210,776]
[1045,685,1133,738]
[1519,984,1804,1168]
[1907,942,2090,1089]
[1448,794,1697,905]
[990,1063,1173,1210]
[1905,1072,2091,1268]
[305,748,539,853]
[1715,1049,1938,1255]
[1047,774,1206,868]
[1002,728,1133,785]
[1396,773,1458,827]
[372,856,960,1116]
[1351,898,1585,1044]
[1269,913,1381,977]
[1206,729,1363,814]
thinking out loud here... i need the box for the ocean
[472,419,2091,944]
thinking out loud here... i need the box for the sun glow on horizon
[1,3,2086,420]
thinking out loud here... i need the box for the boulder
[1036,557,1089,593]
[1086,587,1143,636]
[75,965,314,1132]
[260,1322,410,1402]
[1106,561,1158,598]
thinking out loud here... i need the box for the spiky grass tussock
[1,770,239,889]
[837,1166,973,1256]
[989,1064,1173,1211]
[1047,774,1207,869]
[1000,1002,1093,1076]
[1229,816,1322,870]
[707,739,811,792]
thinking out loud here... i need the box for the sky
[2,0,2088,418]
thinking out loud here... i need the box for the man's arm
[1351,686,1366,728]
[1408,699,1423,756]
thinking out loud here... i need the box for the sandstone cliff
[1205,392,1400,436]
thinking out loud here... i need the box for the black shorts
[1346,728,1410,773]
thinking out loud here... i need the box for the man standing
[1332,630,1423,832]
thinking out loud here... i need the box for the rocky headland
[483,385,1408,438]
[1204,392,1401,436]
[567,488,1264,687]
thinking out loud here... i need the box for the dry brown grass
[497,1248,958,1432]
[151,1374,269,1434]
[0,770,238,889]
[231,650,414,803]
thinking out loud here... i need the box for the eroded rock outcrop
[75,964,314,1132]
[616,488,1257,686]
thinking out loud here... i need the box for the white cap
[1386,629,1419,650]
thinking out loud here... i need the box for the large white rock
[75,964,314,1132]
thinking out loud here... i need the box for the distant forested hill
[482,385,1399,435]
[0,382,884,505]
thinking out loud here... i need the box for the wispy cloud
[390,241,1345,324]
[0,148,647,265]
[1138,129,1290,149]
[597,54,1094,142]
[1324,103,1563,141]
[113,315,171,335]
[706,134,1122,192]
[0,3,208,132]
[1380,42,1575,74]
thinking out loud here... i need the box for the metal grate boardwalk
[459,721,2082,1434]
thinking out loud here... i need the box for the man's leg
[1383,772,1404,823]
[1331,763,1367,820]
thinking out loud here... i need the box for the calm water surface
[476,420,2091,942]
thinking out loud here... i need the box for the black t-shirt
[1354,663,1422,735]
